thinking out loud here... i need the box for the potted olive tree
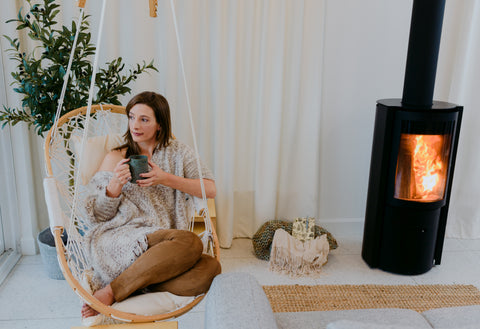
[0,0,157,279]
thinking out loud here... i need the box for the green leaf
[59,66,66,77]
[1,0,158,136]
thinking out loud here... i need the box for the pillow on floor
[252,219,338,260]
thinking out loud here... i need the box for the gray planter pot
[37,227,67,280]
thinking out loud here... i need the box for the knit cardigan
[83,140,214,288]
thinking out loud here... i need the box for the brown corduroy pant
[110,229,221,302]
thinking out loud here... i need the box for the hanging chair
[42,0,220,324]
[44,104,220,324]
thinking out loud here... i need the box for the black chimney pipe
[402,0,446,108]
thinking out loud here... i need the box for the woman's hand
[114,158,132,184]
[106,158,131,197]
[136,160,167,187]
[137,160,216,198]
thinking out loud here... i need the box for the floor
[1,231,480,329]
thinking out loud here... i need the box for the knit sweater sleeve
[177,141,215,180]
[84,171,122,223]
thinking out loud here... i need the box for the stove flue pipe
[402,0,446,108]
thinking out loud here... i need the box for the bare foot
[81,284,115,318]
[81,303,98,318]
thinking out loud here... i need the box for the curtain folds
[1,0,479,249]
[441,0,480,238]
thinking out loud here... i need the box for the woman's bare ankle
[93,284,115,306]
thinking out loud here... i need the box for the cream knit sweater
[83,140,214,288]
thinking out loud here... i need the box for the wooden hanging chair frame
[44,104,220,323]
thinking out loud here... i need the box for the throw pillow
[269,228,329,277]
[71,133,124,185]
[252,219,338,261]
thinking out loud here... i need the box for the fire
[413,135,443,199]
[395,134,448,202]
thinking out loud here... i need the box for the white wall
[319,1,412,222]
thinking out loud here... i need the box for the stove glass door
[394,133,452,202]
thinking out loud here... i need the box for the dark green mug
[129,155,149,183]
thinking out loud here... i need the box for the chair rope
[70,0,108,232]
[50,7,84,143]
[169,0,208,206]
[169,0,214,251]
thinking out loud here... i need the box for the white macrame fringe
[269,228,329,278]
[79,270,125,327]
[199,231,214,254]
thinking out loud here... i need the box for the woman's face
[128,104,160,144]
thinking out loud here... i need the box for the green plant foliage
[0,0,158,136]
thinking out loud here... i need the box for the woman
[81,91,221,318]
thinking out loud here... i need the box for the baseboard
[0,249,21,285]
[319,218,364,237]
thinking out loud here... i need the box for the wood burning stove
[361,0,463,275]
[362,99,462,275]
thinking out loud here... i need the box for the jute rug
[263,284,480,313]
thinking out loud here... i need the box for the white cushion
[326,320,427,329]
[111,291,195,315]
[71,133,124,185]
[81,290,195,327]
[205,272,279,329]
[327,319,479,329]
[81,288,195,327]
[422,305,480,328]
[437,326,480,329]
[80,270,195,326]
[275,308,432,329]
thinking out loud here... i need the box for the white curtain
[438,0,480,239]
[1,0,43,255]
[1,0,479,250]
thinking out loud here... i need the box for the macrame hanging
[43,0,219,324]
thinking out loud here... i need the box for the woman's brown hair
[115,91,172,158]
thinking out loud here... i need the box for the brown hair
[116,91,172,158]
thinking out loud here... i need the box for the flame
[394,134,449,202]
[412,135,444,200]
